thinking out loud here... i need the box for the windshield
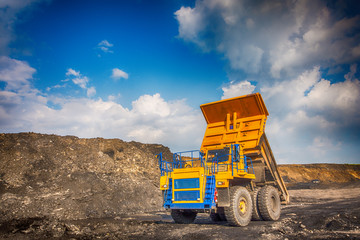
[206,148,229,162]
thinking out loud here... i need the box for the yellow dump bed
[200,93,268,153]
[200,93,289,204]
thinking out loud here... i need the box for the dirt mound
[0,132,172,222]
[278,164,360,189]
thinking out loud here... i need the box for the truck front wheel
[224,186,253,226]
[171,209,197,224]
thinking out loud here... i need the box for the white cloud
[0,58,204,152]
[132,93,171,117]
[111,68,128,80]
[175,6,205,48]
[1,57,359,163]
[261,66,321,110]
[46,84,66,92]
[99,40,113,48]
[128,126,164,143]
[0,56,36,90]
[262,65,360,124]
[258,66,360,163]
[97,40,114,53]
[108,93,121,102]
[304,78,360,115]
[176,0,360,78]
[72,76,88,89]
[227,45,264,73]
[301,64,360,119]
[87,86,96,97]
[221,80,256,99]
[308,136,342,157]
[65,68,96,97]
[66,68,80,77]
[270,9,360,78]
[261,64,360,123]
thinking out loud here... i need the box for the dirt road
[1,186,359,239]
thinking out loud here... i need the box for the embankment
[278,164,360,189]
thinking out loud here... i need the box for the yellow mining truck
[158,93,289,226]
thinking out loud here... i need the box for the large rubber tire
[210,207,227,222]
[251,188,263,221]
[171,209,197,224]
[224,186,253,226]
[258,185,281,221]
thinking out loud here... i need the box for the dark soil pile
[0,132,172,222]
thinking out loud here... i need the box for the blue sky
[1,0,360,164]
[12,0,226,107]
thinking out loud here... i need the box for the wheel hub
[238,198,246,214]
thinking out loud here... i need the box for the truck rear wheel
[258,185,281,221]
[171,209,197,224]
[251,188,262,221]
[224,186,252,226]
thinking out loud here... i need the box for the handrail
[158,145,254,176]
[173,150,205,169]
[205,144,254,176]
[157,153,173,176]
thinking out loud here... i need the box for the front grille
[174,191,200,201]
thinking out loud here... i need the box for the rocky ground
[0,186,359,240]
[0,133,359,239]
[0,133,172,222]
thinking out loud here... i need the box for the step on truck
[157,93,289,226]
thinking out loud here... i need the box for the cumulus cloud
[111,68,128,80]
[221,80,256,99]
[176,0,360,163]
[175,6,205,48]
[0,58,204,152]
[0,56,36,90]
[302,65,360,119]
[176,0,360,78]
[132,93,170,117]
[262,65,360,123]
[260,66,360,163]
